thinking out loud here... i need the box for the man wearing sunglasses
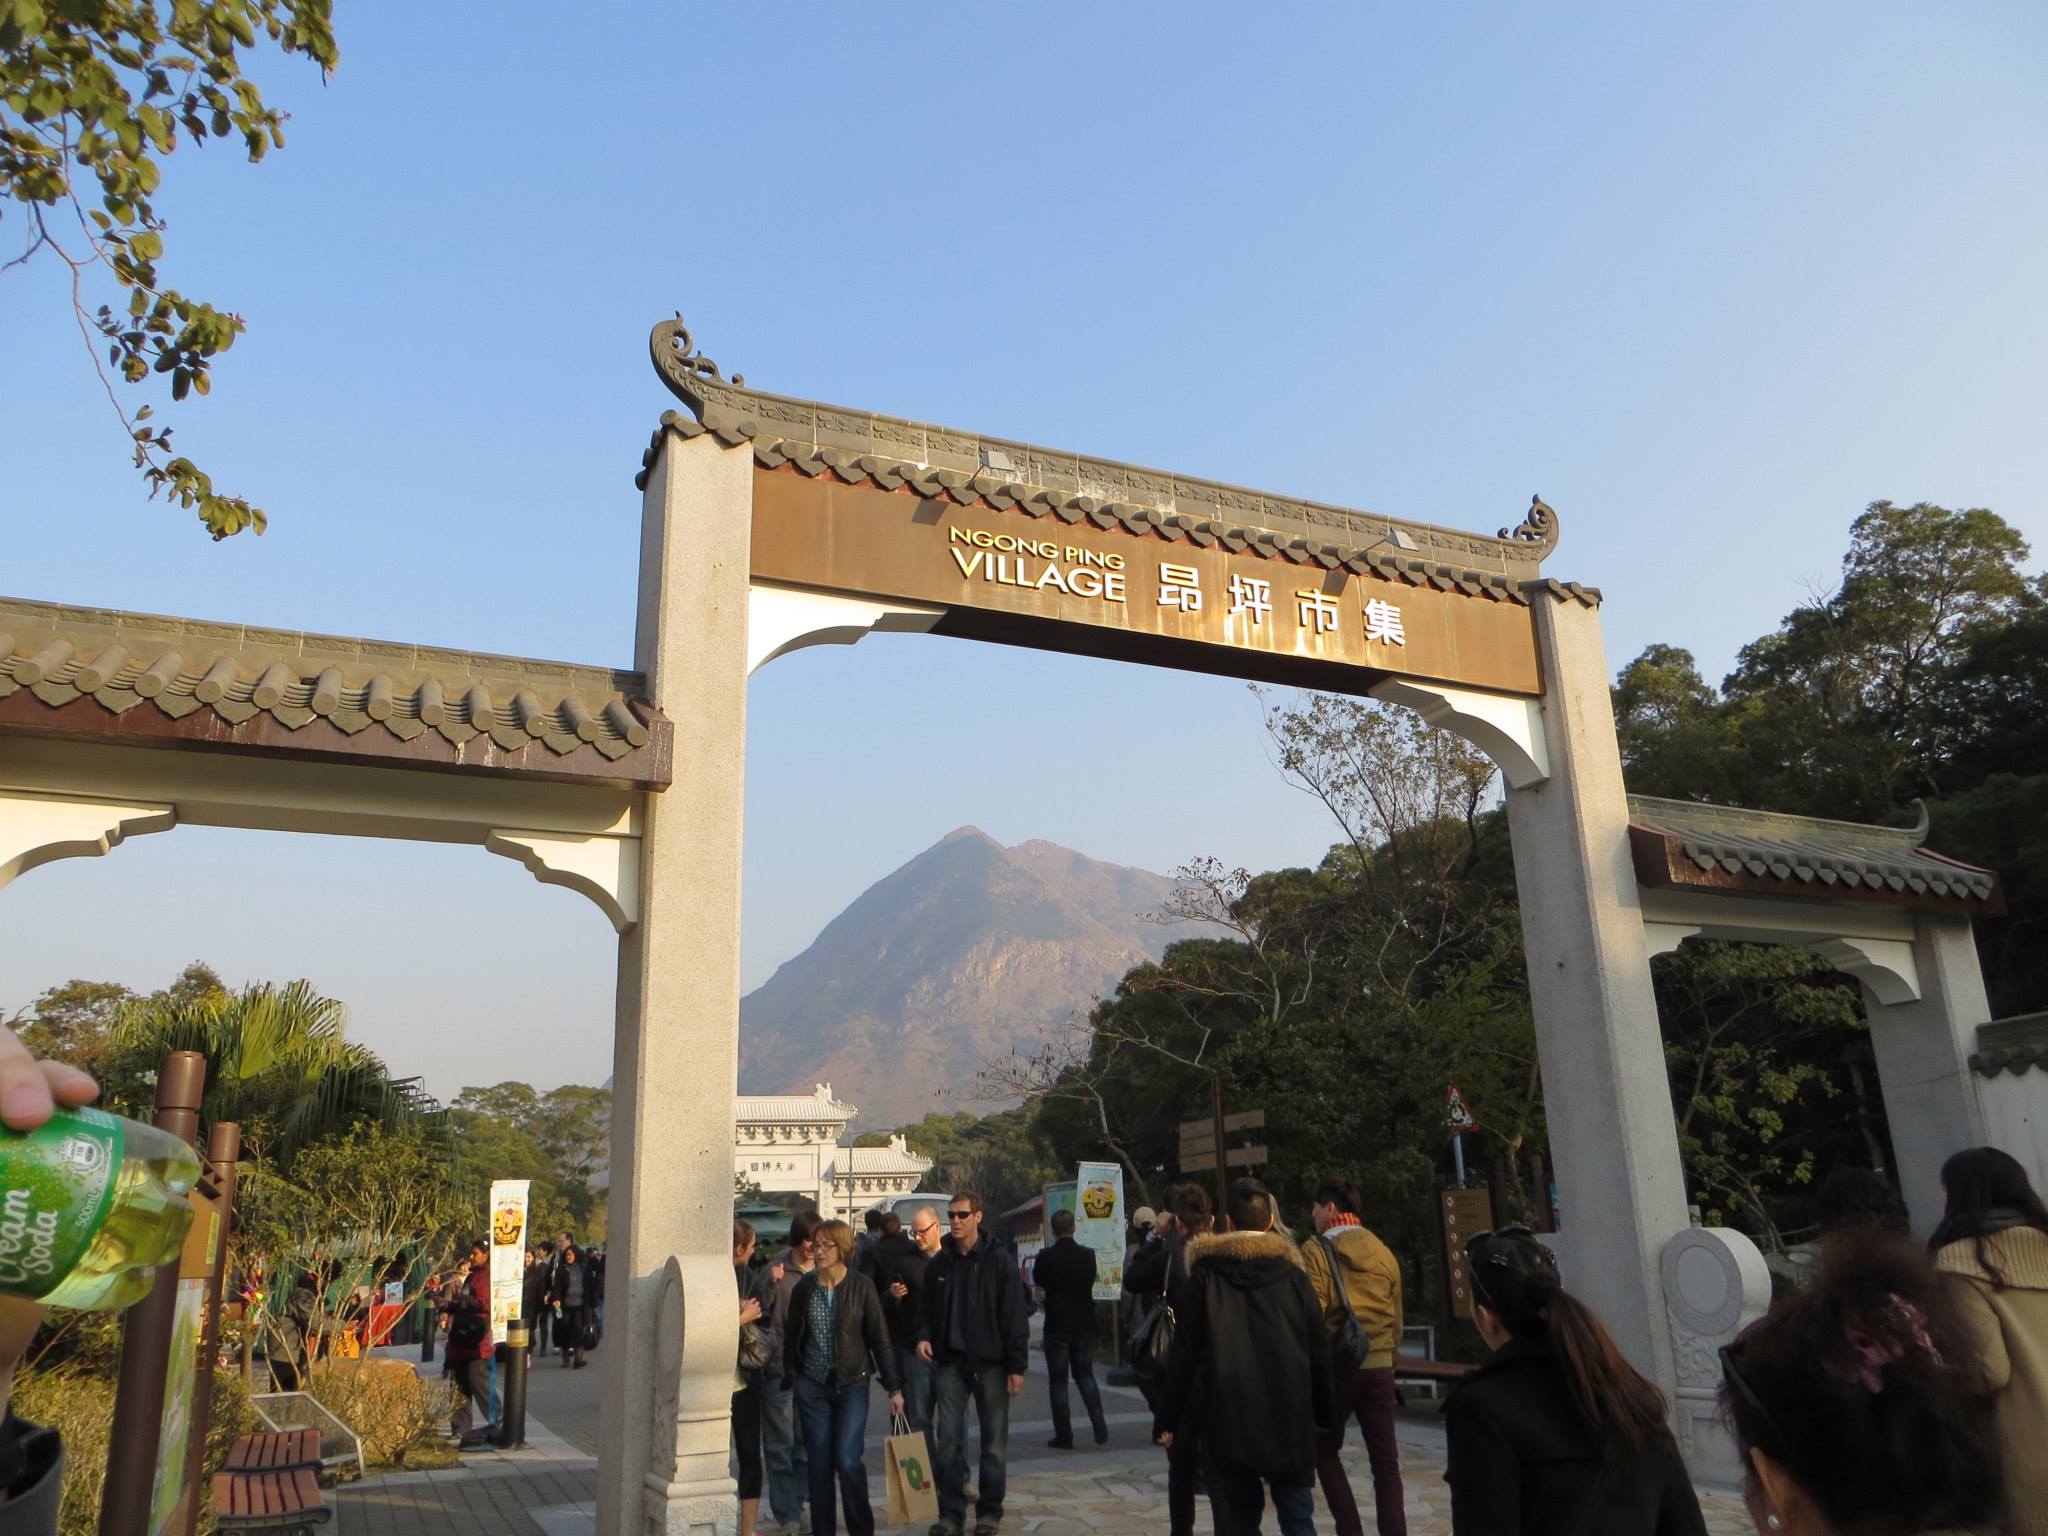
[916,1193,1028,1536]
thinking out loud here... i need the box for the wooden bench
[1394,1357,1475,1385]
[223,1429,323,1475]
[212,1432,331,1534]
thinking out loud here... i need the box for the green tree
[1719,501,2031,818]
[109,977,434,1167]
[1652,942,1870,1242]
[10,978,133,1076]
[447,1079,611,1241]
[2,0,338,537]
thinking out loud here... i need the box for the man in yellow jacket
[1299,1179,1406,1536]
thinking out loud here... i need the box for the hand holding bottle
[0,1023,102,1416]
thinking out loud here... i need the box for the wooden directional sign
[1178,1110,1265,1160]
[1441,1188,1495,1320]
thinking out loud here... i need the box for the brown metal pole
[1211,1076,1229,1221]
[179,1122,239,1536]
[100,1050,206,1536]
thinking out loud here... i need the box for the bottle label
[0,1107,126,1300]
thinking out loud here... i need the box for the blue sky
[3,4,2044,1103]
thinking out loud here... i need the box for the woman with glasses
[1720,1224,2003,1535]
[782,1219,905,1536]
[1930,1147,2048,1534]
[1443,1226,1705,1534]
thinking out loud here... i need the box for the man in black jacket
[1032,1209,1108,1448]
[1157,1178,1333,1536]
[872,1207,938,1430]
[916,1191,1028,1536]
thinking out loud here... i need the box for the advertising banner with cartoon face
[1074,1161,1126,1301]
[488,1179,530,1345]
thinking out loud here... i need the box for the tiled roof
[642,319,1599,610]
[839,1142,935,1176]
[0,596,667,784]
[736,1086,857,1123]
[1627,795,2001,910]
[1973,1013,2048,1078]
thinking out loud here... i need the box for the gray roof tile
[641,318,1600,610]
[1627,794,1999,907]
[0,596,665,777]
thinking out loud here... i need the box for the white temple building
[733,1083,934,1217]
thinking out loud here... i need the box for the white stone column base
[640,1476,739,1536]
[1662,1226,1771,1488]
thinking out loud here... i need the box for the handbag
[1316,1233,1371,1373]
[736,1321,778,1373]
[448,1310,487,1350]
[1128,1299,1176,1381]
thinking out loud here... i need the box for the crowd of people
[0,1013,2043,1535]
[728,1151,2048,1536]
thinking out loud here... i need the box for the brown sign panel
[752,472,1542,698]
[1440,1189,1494,1320]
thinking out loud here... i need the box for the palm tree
[111,978,442,1167]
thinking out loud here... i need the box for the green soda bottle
[0,1106,200,1310]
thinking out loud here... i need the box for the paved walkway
[337,1410,1754,1536]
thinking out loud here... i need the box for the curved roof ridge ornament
[651,313,744,399]
[1497,494,1559,558]
[1908,797,1931,842]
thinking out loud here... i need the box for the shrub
[306,1357,458,1468]
[14,1358,251,1536]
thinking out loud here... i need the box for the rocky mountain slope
[739,828,1188,1127]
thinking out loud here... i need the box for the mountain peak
[740,834,1184,1126]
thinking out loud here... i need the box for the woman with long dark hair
[1443,1227,1705,1534]
[1931,1146,2048,1534]
[550,1240,593,1368]
[1721,1223,2003,1535]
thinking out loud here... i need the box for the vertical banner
[152,1182,222,1536]
[1074,1162,1126,1302]
[488,1180,530,1346]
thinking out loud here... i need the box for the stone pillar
[1863,913,1991,1236]
[599,430,754,1536]
[1503,596,1689,1387]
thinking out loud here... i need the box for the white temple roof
[736,1083,857,1122]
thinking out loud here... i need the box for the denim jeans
[762,1377,809,1527]
[447,1358,492,1435]
[932,1360,1010,1531]
[1211,1467,1315,1536]
[1043,1334,1106,1444]
[897,1342,935,1433]
[1314,1366,1404,1536]
[794,1374,874,1536]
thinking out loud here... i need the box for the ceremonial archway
[0,316,2006,1533]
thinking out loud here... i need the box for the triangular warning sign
[1445,1083,1477,1132]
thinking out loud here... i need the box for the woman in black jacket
[783,1219,904,1536]
[1443,1227,1706,1536]
[549,1242,593,1369]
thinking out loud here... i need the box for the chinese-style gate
[0,316,2011,1530]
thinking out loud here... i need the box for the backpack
[1315,1233,1371,1374]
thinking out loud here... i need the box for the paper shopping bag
[884,1416,939,1527]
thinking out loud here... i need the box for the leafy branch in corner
[1,0,337,537]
